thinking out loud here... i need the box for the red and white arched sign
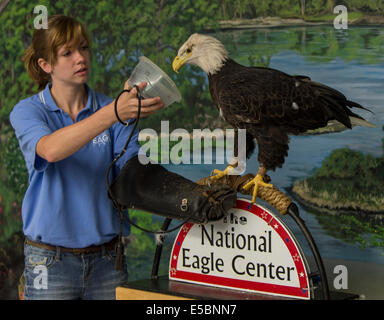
[169,198,312,299]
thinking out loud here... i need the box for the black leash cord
[106,85,215,235]
[114,88,136,127]
[105,85,141,205]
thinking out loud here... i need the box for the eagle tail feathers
[349,116,377,128]
[321,95,352,129]
[345,100,373,114]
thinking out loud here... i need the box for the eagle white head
[172,33,229,75]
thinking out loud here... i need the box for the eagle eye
[186,48,192,53]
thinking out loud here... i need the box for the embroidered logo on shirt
[93,133,111,146]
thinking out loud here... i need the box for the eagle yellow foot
[242,173,273,204]
[209,165,234,181]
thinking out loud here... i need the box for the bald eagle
[172,33,375,203]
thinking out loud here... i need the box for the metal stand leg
[151,218,172,280]
[287,203,330,300]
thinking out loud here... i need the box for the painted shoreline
[291,182,384,222]
[218,15,384,30]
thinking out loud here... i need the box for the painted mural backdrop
[0,0,383,299]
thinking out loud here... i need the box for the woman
[10,15,164,299]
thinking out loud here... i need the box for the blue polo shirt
[10,83,140,248]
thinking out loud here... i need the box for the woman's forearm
[36,82,163,163]
[36,103,116,162]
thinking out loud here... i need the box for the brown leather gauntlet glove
[108,155,237,224]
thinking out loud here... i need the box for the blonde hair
[23,15,91,90]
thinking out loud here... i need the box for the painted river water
[152,26,384,299]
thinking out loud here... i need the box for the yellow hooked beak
[172,52,191,73]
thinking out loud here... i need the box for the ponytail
[23,45,51,91]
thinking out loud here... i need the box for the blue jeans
[23,242,128,300]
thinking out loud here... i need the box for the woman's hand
[114,81,164,121]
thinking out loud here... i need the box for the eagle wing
[210,62,361,132]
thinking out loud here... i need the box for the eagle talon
[209,166,234,182]
[242,173,273,204]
